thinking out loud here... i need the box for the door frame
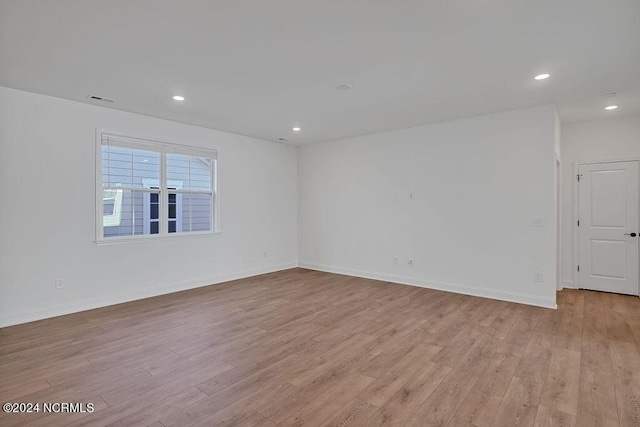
[556,154,562,291]
[572,157,640,290]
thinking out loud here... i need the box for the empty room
[1,1,639,426]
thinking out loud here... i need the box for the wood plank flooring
[1,268,639,426]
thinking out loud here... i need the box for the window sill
[94,230,220,246]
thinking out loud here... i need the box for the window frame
[95,129,219,245]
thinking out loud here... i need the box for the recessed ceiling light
[336,83,353,90]
[534,73,550,80]
[292,127,301,132]
[172,95,185,101]
[604,92,619,110]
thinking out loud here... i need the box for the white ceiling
[557,88,640,124]
[1,0,639,144]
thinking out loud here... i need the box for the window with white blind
[96,132,217,242]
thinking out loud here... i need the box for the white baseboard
[0,263,297,328]
[299,262,557,309]
[560,280,576,290]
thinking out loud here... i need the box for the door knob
[624,232,637,237]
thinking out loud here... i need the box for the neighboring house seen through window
[97,132,217,242]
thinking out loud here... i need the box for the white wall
[0,86,298,327]
[554,109,562,291]
[298,105,558,308]
[0,87,563,327]
[560,115,640,288]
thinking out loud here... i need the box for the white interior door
[578,161,639,295]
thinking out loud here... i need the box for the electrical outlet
[407,259,414,267]
[392,192,399,201]
[409,192,415,200]
[531,216,543,227]
[393,257,399,265]
[55,278,64,289]
[534,272,543,283]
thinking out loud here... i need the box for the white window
[96,132,217,242]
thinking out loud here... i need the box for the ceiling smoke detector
[336,83,353,90]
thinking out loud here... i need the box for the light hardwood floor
[1,268,639,427]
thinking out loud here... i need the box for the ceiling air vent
[277,137,289,142]
[87,95,115,103]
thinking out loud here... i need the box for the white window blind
[98,133,217,241]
